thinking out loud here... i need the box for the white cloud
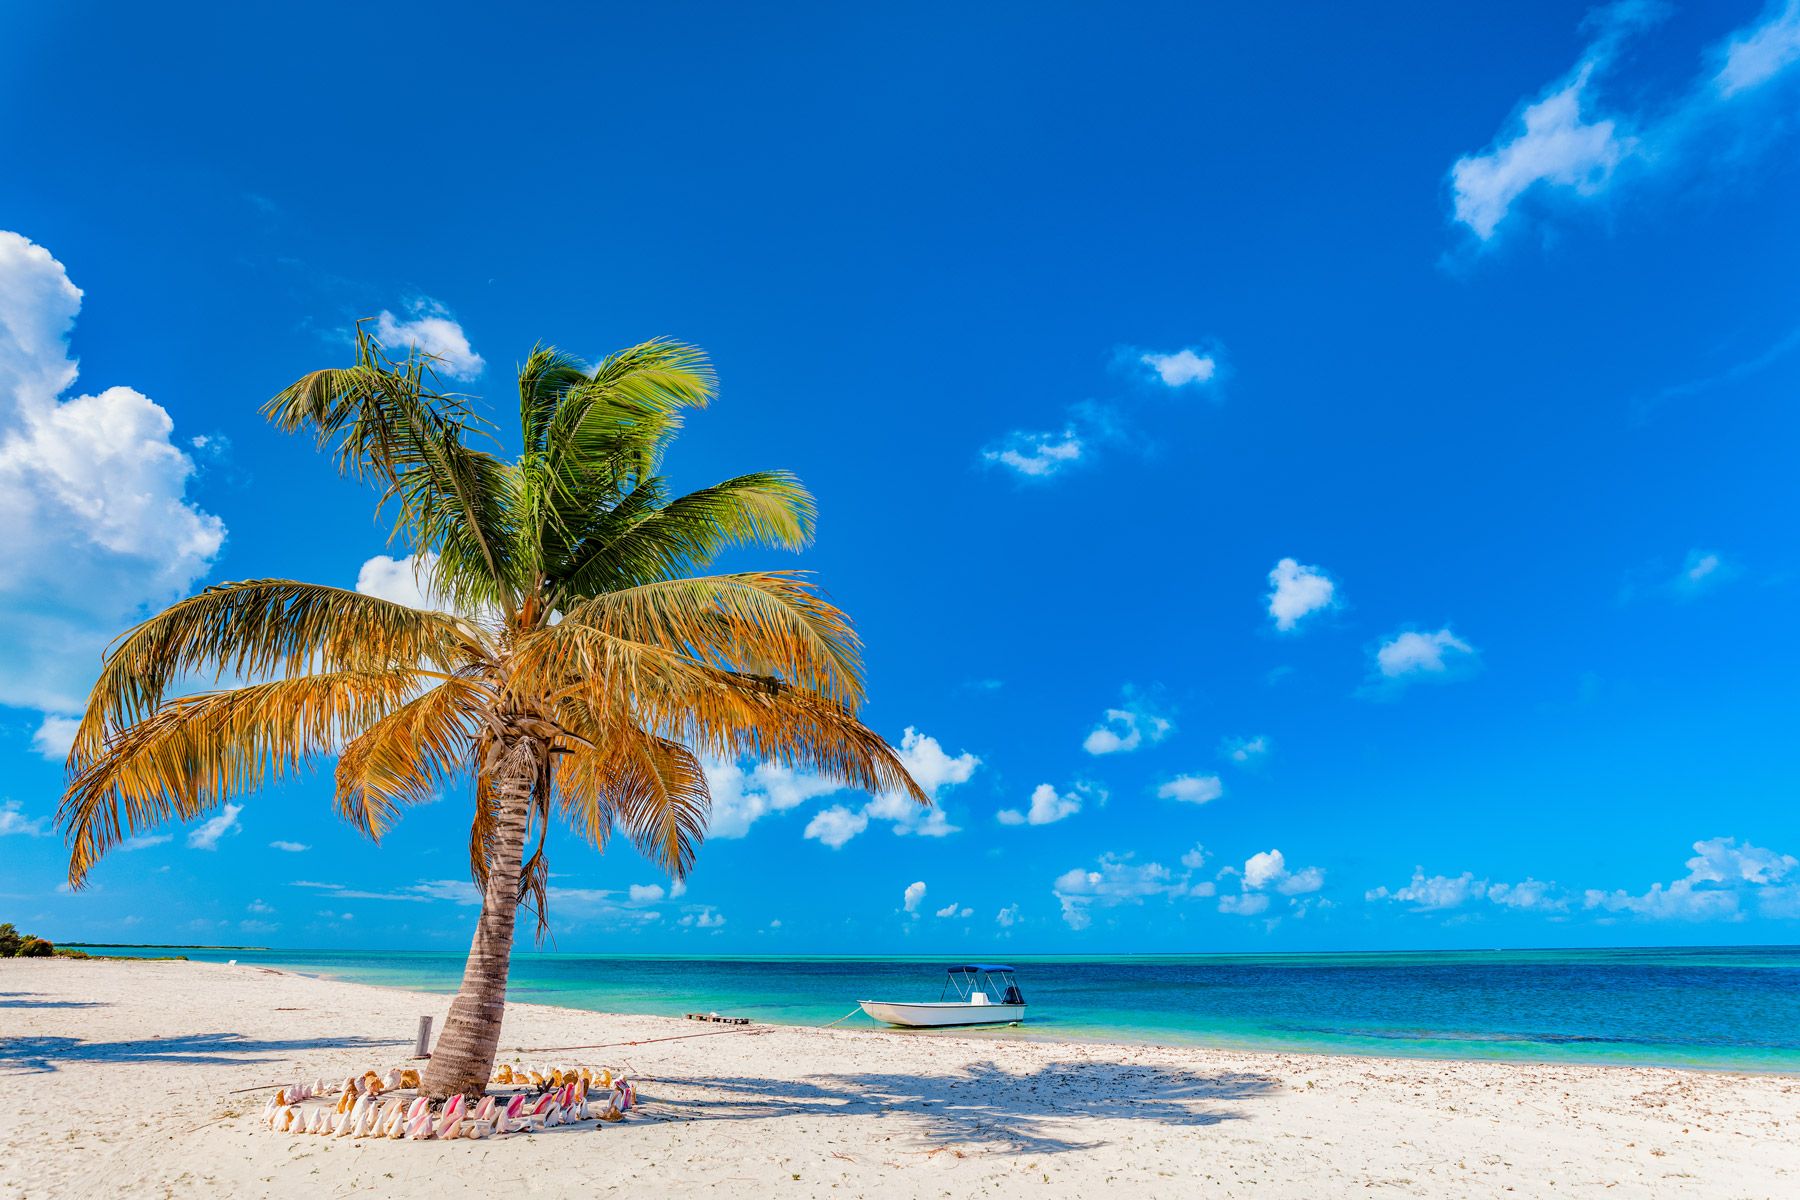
[1139,348,1217,388]
[1451,65,1628,241]
[1051,848,1224,929]
[813,727,977,846]
[186,803,242,851]
[1217,892,1270,916]
[269,840,310,853]
[703,758,848,839]
[31,714,78,761]
[0,799,49,837]
[1451,1,1800,241]
[804,805,869,849]
[373,300,484,380]
[997,782,1086,827]
[246,898,274,915]
[628,883,666,905]
[679,906,726,929]
[354,551,459,613]
[1222,735,1269,765]
[934,901,972,919]
[1156,774,1223,806]
[982,427,1084,478]
[1366,868,1568,914]
[995,903,1020,928]
[1374,628,1478,683]
[119,833,172,852]
[1583,836,1798,922]
[0,231,225,716]
[1716,0,1800,97]
[1082,697,1172,755]
[1238,848,1325,898]
[903,880,927,914]
[1266,558,1336,632]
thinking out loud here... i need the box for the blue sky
[3,1,1799,954]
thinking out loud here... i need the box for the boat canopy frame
[939,964,1025,1006]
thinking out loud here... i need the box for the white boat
[859,964,1028,1028]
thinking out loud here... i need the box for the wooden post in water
[413,1015,434,1059]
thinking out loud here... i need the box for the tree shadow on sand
[0,993,107,1010]
[641,1059,1280,1155]
[0,1032,407,1075]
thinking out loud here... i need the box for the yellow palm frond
[557,571,864,706]
[518,620,926,809]
[70,580,479,771]
[554,703,711,877]
[335,676,489,840]
[60,670,421,887]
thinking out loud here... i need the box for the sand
[0,957,1794,1198]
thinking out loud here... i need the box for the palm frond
[70,580,478,771]
[335,676,488,839]
[553,472,814,599]
[60,671,420,887]
[558,571,864,706]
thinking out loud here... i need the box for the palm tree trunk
[419,739,539,1099]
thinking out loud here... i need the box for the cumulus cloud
[1217,892,1270,916]
[354,551,461,613]
[628,883,666,905]
[902,880,927,914]
[1156,774,1223,806]
[1451,0,1800,241]
[704,758,849,839]
[981,427,1085,478]
[679,906,726,929]
[934,901,973,919]
[1366,868,1566,913]
[1213,848,1324,918]
[186,804,242,851]
[0,799,49,837]
[805,727,978,847]
[1372,628,1479,689]
[1240,848,1325,895]
[804,805,869,849]
[1082,694,1172,755]
[995,903,1020,928]
[1052,846,1218,929]
[997,782,1088,827]
[373,300,484,380]
[1585,836,1798,921]
[269,840,310,853]
[1266,558,1336,632]
[0,230,225,718]
[1139,348,1217,388]
[31,714,78,761]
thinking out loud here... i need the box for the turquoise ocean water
[85,945,1800,1072]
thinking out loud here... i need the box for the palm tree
[57,328,926,1098]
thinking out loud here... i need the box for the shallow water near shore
[80,944,1800,1071]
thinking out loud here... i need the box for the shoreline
[199,956,1800,1078]
[4,957,1796,1198]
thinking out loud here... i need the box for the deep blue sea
[82,945,1800,1071]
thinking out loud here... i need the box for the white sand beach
[1,958,1794,1199]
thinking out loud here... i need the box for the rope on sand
[514,1005,865,1054]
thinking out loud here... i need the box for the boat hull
[858,1000,1026,1028]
